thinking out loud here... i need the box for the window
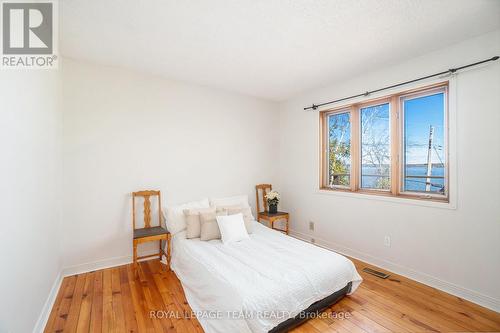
[402,90,446,195]
[360,103,390,190]
[327,111,351,187]
[320,83,448,201]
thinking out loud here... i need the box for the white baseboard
[62,254,134,277]
[33,271,63,333]
[33,250,164,333]
[290,229,500,313]
[61,249,165,277]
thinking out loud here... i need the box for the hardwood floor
[44,258,500,333]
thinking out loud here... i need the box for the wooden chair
[255,184,289,234]
[132,190,171,270]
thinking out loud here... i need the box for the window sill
[316,188,456,210]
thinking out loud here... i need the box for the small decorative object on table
[265,190,280,214]
[256,184,289,234]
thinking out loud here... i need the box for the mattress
[171,221,362,333]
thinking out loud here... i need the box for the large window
[320,83,448,201]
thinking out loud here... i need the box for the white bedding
[171,221,362,333]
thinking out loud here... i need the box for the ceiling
[60,0,500,101]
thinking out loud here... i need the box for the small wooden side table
[257,211,289,235]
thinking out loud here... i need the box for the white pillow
[210,195,255,220]
[216,213,249,244]
[165,198,210,234]
[215,205,254,234]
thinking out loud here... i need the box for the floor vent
[362,267,390,279]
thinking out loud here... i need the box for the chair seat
[258,211,289,219]
[134,226,169,239]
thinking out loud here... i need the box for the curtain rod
[304,56,499,111]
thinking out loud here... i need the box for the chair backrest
[132,190,161,230]
[255,184,272,214]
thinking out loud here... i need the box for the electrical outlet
[309,221,315,231]
[384,236,391,247]
[311,238,316,244]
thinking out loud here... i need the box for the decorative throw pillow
[216,213,250,244]
[239,206,254,233]
[216,205,254,234]
[184,207,215,239]
[165,198,210,234]
[215,204,240,216]
[200,210,227,241]
[210,195,255,220]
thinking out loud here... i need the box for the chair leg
[133,241,138,278]
[133,241,138,266]
[285,217,289,235]
[167,235,171,271]
[159,240,162,260]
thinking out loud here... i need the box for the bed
[171,220,362,333]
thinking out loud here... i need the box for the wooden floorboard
[44,259,500,333]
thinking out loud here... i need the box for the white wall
[61,59,279,269]
[278,30,500,310]
[0,71,62,332]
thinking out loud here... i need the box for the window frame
[398,85,449,200]
[324,109,352,190]
[358,99,392,193]
[319,82,449,202]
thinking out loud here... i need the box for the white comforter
[171,222,362,333]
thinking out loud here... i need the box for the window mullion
[390,96,400,195]
[350,106,360,192]
[320,112,327,188]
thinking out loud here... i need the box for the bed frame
[269,282,352,333]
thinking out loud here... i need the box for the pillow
[239,207,254,234]
[165,198,210,234]
[216,213,250,244]
[210,195,255,220]
[184,207,215,239]
[216,205,254,234]
[200,210,227,241]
